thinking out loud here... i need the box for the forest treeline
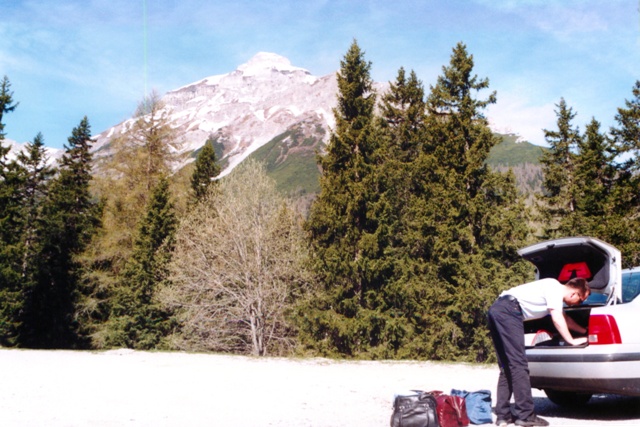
[1,41,640,361]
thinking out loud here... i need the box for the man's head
[563,277,590,305]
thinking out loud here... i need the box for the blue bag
[450,389,492,425]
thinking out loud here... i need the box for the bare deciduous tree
[162,159,312,356]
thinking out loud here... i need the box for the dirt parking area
[0,349,638,426]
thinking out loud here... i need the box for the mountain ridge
[91,52,349,178]
[6,52,545,195]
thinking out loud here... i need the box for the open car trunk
[523,306,591,348]
[518,236,622,348]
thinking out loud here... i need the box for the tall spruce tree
[0,76,18,140]
[359,67,431,358]
[609,80,640,265]
[0,76,19,242]
[190,138,221,202]
[302,40,384,356]
[20,117,100,348]
[2,133,55,346]
[106,177,176,349]
[417,42,530,361]
[0,156,25,346]
[16,133,55,278]
[571,119,615,237]
[612,81,640,174]
[537,98,581,238]
[377,68,427,267]
[0,77,22,345]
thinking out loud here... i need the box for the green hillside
[249,119,325,195]
[248,130,547,197]
[488,133,546,167]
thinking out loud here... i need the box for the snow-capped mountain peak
[92,52,342,177]
[236,52,311,77]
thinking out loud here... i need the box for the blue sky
[1,0,638,149]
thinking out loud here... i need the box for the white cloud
[486,93,557,146]
[527,5,608,39]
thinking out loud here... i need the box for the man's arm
[564,313,587,335]
[549,308,588,346]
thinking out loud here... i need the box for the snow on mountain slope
[3,138,63,166]
[92,52,348,177]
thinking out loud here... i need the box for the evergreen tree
[15,133,55,277]
[302,40,384,356]
[190,138,221,202]
[572,119,615,237]
[0,157,25,346]
[0,77,22,345]
[0,158,24,345]
[0,75,20,244]
[20,117,100,348]
[106,177,176,349]
[300,42,530,361]
[0,133,56,346]
[0,76,18,140]
[537,98,581,238]
[609,81,640,265]
[355,67,430,358]
[415,42,530,361]
[611,81,640,175]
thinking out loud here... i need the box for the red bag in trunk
[429,391,469,427]
[558,261,591,282]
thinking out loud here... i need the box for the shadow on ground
[534,395,640,422]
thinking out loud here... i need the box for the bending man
[488,277,589,427]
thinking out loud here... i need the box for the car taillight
[588,314,622,345]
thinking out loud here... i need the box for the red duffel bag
[429,390,470,427]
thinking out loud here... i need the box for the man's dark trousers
[488,296,535,421]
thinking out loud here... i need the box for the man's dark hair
[566,277,590,296]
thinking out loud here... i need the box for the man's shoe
[515,415,549,427]
[495,418,512,427]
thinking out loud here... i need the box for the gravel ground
[0,349,638,426]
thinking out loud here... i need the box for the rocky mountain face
[93,52,367,180]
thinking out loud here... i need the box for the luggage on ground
[450,389,492,425]
[390,390,440,427]
[429,390,470,427]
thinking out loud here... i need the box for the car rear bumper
[530,375,640,396]
[527,346,640,396]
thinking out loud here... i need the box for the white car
[518,236,640,405]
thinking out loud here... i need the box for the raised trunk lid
[517,236,622,304]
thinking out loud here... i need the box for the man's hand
[550,308,588,346]
[568,336,588,346]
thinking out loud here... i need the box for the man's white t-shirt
[501,278,564,321]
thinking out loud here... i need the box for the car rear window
[622,272,640,303]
